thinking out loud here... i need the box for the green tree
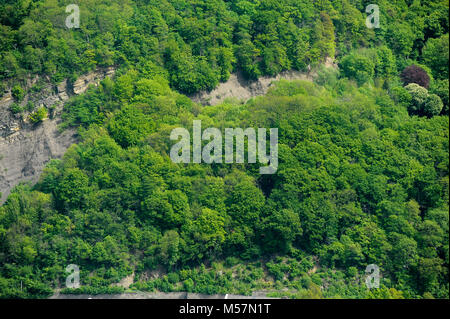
[160,230,181,269]
[422,34,449,80]
[339,53,375,85]
[423,94,443,117]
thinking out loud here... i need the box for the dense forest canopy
[0,0,448,299]
[1,0,448,93]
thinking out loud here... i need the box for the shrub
[9,103,23,114]
[339,53,375,85]
[404,83,444,117]
[422,34,449,80]
[375,46,397,78]
[167,272,180,284]
[266,262,285,281]
[29,106,47,123]
[25,101,34,112]
[401,65,430,88]
[429,79,449,115]
[30,81,45,93]
[183,278,194,292]
[423,94,444,117]
[225,256,240,267]
[315,65,340,88]
[390,86,412,107]
[299,275,312,289]
[11,84,25,101]
[347,266,358,277]
[405,83,428,114]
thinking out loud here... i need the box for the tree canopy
[0,0,448,299]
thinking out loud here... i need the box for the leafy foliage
[1,78,448,299]
[28,106,47,123]
[1,0,448,94]
[0,0,448,300]
[401,65,431,89]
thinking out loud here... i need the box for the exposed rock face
[0,67,115,202]
[0,119,76,202]
[190,70,313,105]
[72,67,116,95]
[190,57,337,105]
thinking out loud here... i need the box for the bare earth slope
[190,58,336,105]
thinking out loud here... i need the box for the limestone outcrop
[0,67,115,202]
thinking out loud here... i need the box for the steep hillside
[0,0,448,299]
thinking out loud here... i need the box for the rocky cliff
[0,67,115,202]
